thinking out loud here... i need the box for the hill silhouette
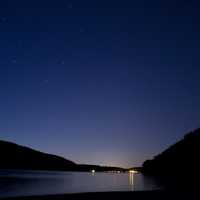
[0,140,124,172]
[0,140,76,171]
[142,128,200,188]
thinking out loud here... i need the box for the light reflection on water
[0,170,161,198]
[129,172,134,191]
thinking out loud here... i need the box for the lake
[0,170,162,198]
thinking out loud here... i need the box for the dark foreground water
[0,170,162,198]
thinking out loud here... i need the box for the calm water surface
[0,170,162,198]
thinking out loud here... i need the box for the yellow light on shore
[129,170,137,173]
[91,169,95,173]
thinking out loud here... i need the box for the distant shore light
[91,169,95,173]
[129,170,137,173]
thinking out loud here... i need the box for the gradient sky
[0,0,200,167]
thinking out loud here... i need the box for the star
[17,40,23,47]
[68,3,73,9]
[43,80,49,84]
[61,61,65,65]
[1,17,7,23]
[79,28,85,33]
[11,59,17,64]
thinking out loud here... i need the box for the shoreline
[1,190,200,200]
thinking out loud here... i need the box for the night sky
[0,0,200,167]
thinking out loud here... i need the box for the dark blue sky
[0,0,200,167]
